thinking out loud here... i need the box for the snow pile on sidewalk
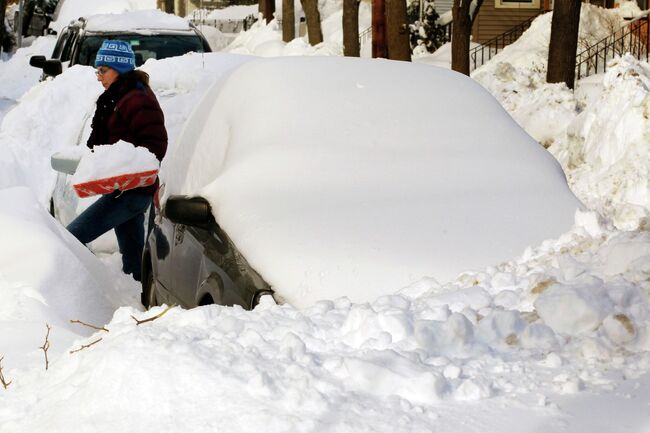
[472,5,626,146]
[71,141,159,185]
[50,0,157,33]
[226,19,343,56]
[549,55,650,231]
[0,211,648,433]
[470,4,650,230]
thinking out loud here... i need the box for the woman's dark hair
[121,69,150,88]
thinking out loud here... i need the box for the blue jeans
[67,189,152,281]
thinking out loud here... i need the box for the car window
[51,27,69,59]
[76,34,207,67]
[60,30,78,62]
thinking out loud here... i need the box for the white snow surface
[1,9,650,432]
[0,210,649,433]
[162,55,580,307]
[50,0,157,33]
[83,9,192,32]
[71,141,159,185]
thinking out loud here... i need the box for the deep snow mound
[163,55,581,307]
[549,55,650,230]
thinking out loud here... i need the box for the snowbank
[549,55,650,230]
[0,36,56,101]
[471,5,650,230]
[472,5,626,146]
[163,55,580,307]
[50,0,157,33]
[0,187,139,372]
[226,19,343,56]
[0,211,648,433]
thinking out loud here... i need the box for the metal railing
[469,14,540,71]
[359,26,372,46]
[575,13,650,81]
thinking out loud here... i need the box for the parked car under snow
[143,56,583,310]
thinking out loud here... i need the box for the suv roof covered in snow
[30,10,210,77]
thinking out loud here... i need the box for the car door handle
[175,224,186,245]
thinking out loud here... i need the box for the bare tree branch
[131,304,175,326]
[69,338,103,354]
[39,324,52,371]
[70,319,109,332]
[0,356,11,390]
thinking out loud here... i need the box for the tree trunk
[300,0,323,45]
[164,0,174,14]
[343,0,360,56]
[372,0,387,58]
[451,0,471,75]
[547,0,581,90]
[262,0,275,23]
[0,0,6,44]
[385,0,410,61]
[177,0,186,17]
[283,0,295,41]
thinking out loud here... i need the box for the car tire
[252,290,275,308]
[142,269,158,309]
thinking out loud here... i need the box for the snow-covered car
[143,56,583,310]
[29,9,210,77]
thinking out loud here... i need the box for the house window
[495,0,542,8]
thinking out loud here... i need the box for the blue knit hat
[95,40,136,74]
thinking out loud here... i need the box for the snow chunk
[534,278,613,335]
[72,141,159,185]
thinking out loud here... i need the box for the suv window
[51,27,69,59]
[76,34,207,67]
[60,30,78,62]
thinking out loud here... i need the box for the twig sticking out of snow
[70,319,109,333]
[40,324,52,371]
[131,305,176,326]
[0,356,11,389]
[69,338,103,354]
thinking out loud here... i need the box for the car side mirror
[30,55,46,68]
[43,59,62,77]
[164,196,213,227]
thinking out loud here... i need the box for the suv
[29,10,211,77]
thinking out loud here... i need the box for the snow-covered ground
[0,3,649,432]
